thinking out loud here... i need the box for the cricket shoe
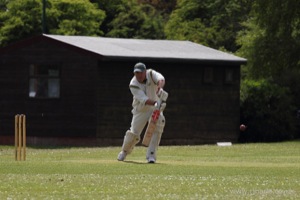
[147,157,156,164]
[117,151,127,161]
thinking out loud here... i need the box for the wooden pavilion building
[0,34,246,146]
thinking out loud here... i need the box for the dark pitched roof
[1,34,247,64]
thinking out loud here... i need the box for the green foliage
[138,0,176,15]
[237,0,300,80]
[165,0,252,52]
[237,1,300,140]
[0,0,105,46]
[240,79,298,142]
[236,17,264,78]
[165,0,210,45]
[0,0,8,11]
[106,0,165,39]
[47,0,105,36]
[0,0,42,46]
[91,0,123,34]
[276,68,300,110]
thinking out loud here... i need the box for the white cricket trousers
[130,109,153,136]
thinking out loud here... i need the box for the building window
[29,64,60,98]
[203,67,213,83]
[225,68,234,84]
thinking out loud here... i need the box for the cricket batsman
[117,62,167,163]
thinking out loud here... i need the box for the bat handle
[152,110,160,121]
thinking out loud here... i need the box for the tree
[0,0,105,47]
[240,79,297,142]
[46,0,105,36]
[0,0,8,11]
[91,0,123,35]
[138,0,176,15]
[106,0,165,39]
[237,0,300,80]
[0,0,42,47]
[237,0,300,108]
[237,0,300,140]
[165,0,252,52]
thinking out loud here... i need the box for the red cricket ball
[240,124,247,131]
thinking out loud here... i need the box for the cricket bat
[142,89,168,147]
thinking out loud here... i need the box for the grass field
[0,141,299,200]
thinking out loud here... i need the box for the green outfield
[0,142,299,199]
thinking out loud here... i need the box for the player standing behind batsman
[117,62,167,163]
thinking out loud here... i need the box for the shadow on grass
[123,160,165,165]
[27,145,111,149]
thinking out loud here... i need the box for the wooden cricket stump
[15,114,26,161]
